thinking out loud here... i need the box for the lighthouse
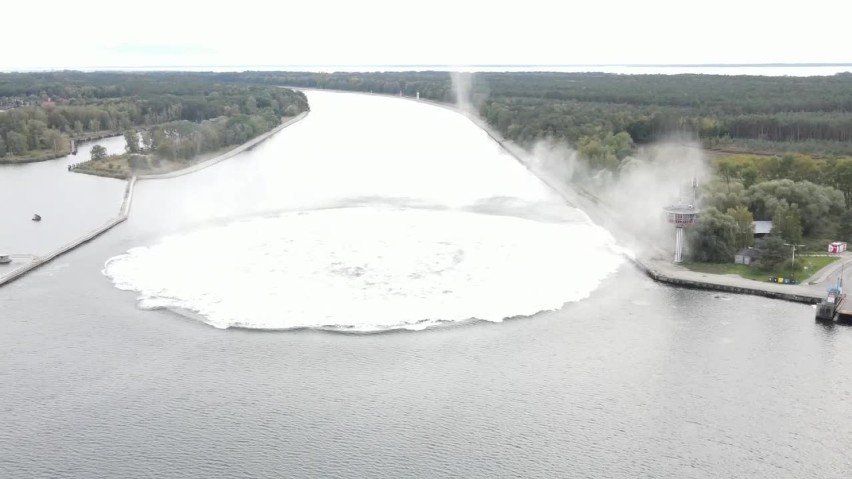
[663,178,699,263]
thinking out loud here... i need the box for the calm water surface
[0,136,126,254]
[1,91,851,478]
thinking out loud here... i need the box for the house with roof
[752,220,772,238]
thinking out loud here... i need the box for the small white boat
[0,254,11,265]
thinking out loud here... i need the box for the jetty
[0,178,135,288]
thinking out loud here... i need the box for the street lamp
[784,243,805,281]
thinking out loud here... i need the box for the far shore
[0,131,121,165]
[72,112,308,180]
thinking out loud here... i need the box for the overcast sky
[3,0,851,70]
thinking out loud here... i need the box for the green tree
[727,205,754,250]
[90,144,107,160]
[6,131,28,155]
[772,204,803,245]
[578,135,618,171]
[838,209,852,242]
[753,236,788,272]
[741,165,759,188]
[687,207,738,263]
[702,179,746,213]
[42,129,63,153]
[716,157,736,188]
[0,136,6,156]
[124,129,140,153]
[745,179,844,236]
[605,131,634,160]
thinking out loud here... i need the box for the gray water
[0,136,126,254]
[1,91,851,478]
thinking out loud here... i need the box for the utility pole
[784,243,805,281]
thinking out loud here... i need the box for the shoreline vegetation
[0,71,309,166]
[0,131,136,165]
[73,112,308,179]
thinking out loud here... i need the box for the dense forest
[227,71,852,159]
[8,70,852,162]
[0,72,308,161]
[684,152,852,269]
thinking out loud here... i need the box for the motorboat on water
[0,254,11,264]
[32,214,41,221]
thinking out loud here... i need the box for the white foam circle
[104,207,623,331]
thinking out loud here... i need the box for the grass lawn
[0,143,71,163]
[73,156,131,179]
[684,255,840,282]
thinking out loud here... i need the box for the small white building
[828,242,847,254]
[752,221,773,238]
[735,247,760,265]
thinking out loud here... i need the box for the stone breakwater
[0,178,136,287]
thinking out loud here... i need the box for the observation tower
[664,178,699,263]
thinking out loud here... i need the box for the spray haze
[450,71,475,113]
[521,137,710,259]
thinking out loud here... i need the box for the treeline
[146,113,281,161]
[216,70,852,159]
[476,72,852,158]
[214,71,458,103]
[714,153,852,204]
[685,153,852,265]
[0,72,308,159]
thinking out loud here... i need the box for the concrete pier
[0,177,136,287]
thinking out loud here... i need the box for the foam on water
[103,207,623,331]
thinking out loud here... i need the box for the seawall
[0,177,136,288]
[631,257,822,304]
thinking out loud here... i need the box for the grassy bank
[72,146,233,179]
[684,255,839,282]
[0,139,72,164]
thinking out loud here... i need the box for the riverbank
[0,140,72,164]
[137,112,308,180]
[0,131,123,165]
[437,98,833,304]
[72,113,308,180]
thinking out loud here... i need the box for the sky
[2,0,851,70]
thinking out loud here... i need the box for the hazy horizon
[3,63,852,77]
[3,0,850,70]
